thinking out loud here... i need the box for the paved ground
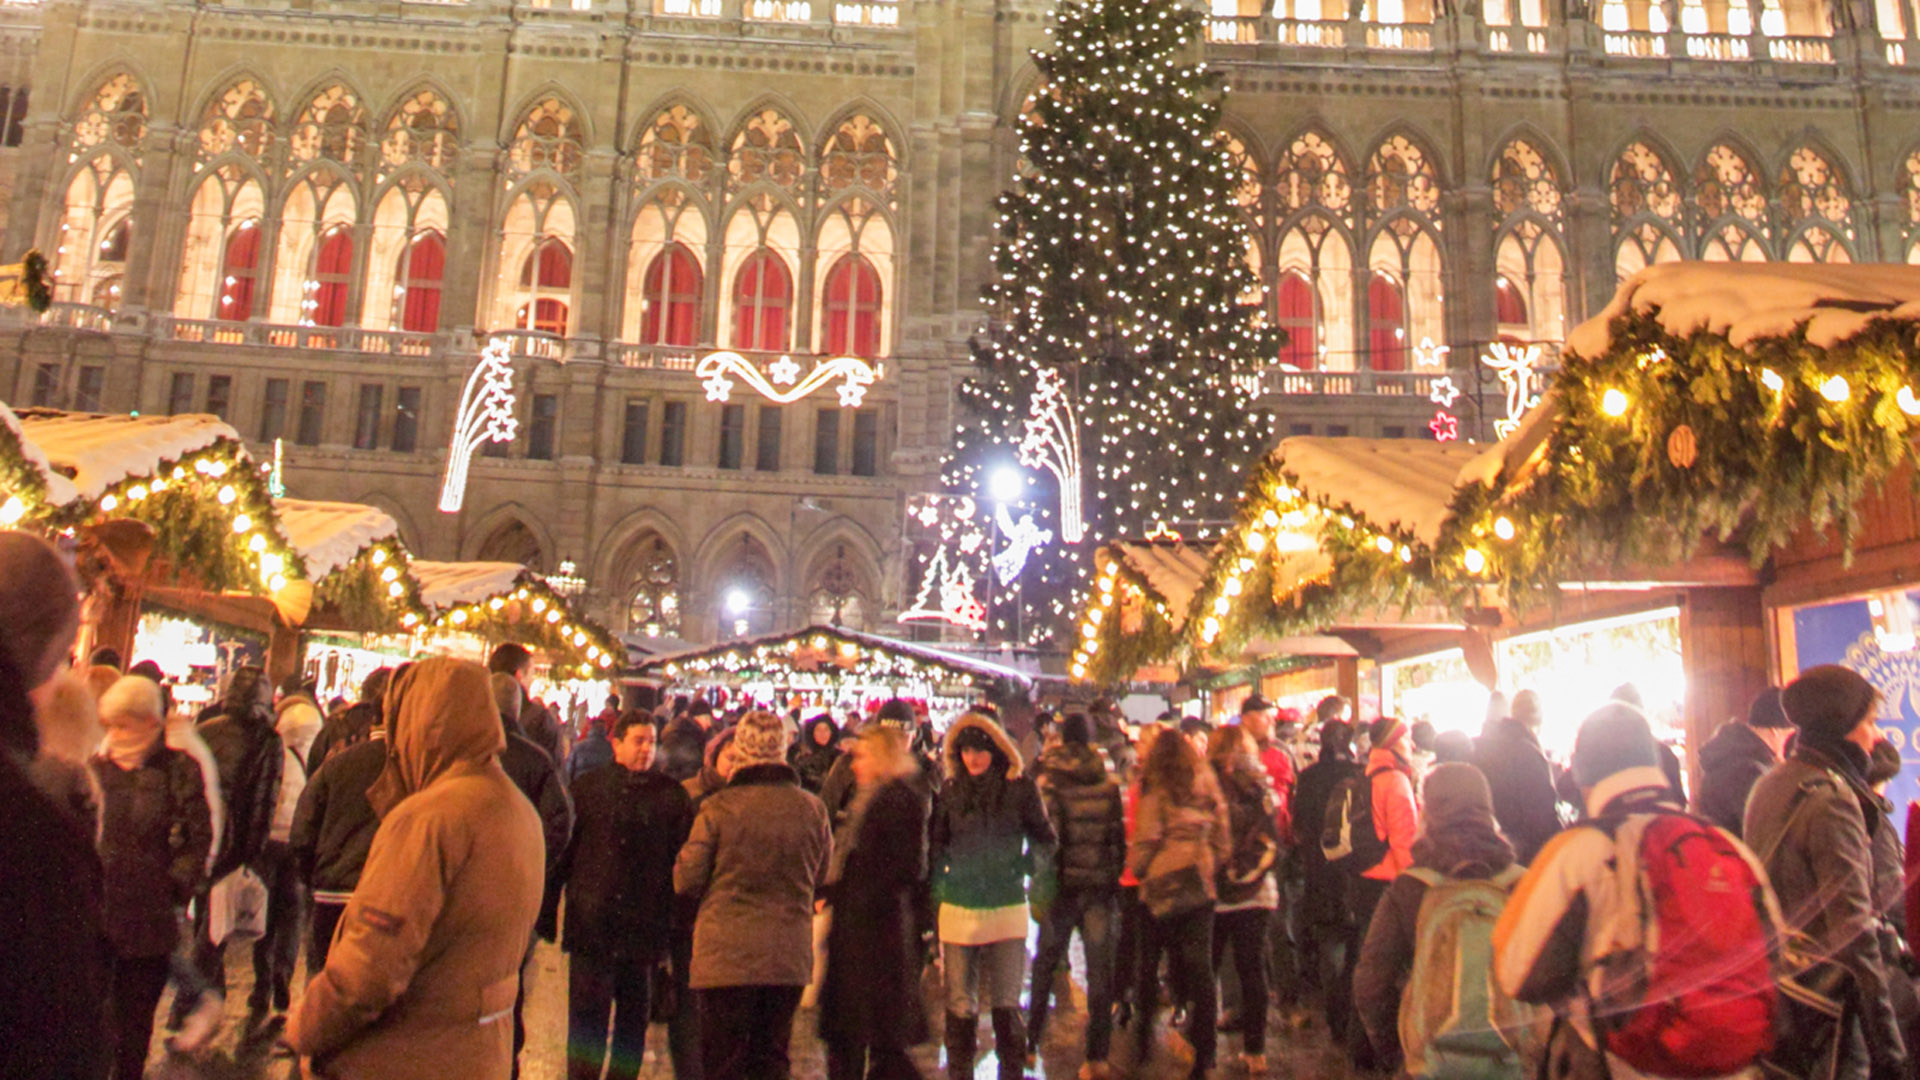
[144,938,1367,1079]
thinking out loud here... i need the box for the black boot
[946,1012,978,1080]
[992,1008,1028,1080]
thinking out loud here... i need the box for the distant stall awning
[275,499,401,582]
[17,409,236,503]
[410,561,529,610]
[408,559,621,676]
[637,624,1033,690]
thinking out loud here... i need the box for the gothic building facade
[0,0,1914,643]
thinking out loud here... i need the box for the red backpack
[1591,813,1778,1078]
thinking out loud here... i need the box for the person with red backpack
[1492,703,1783,1080]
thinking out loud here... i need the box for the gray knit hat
[731,709,789,768]
[1571,702,1661,789]
[1782,665,1878,742]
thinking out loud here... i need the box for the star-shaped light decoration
[1429,411,1459,442]
[1414,337,1451,369]
[837,380,869,408]
[1428,376,1461,409]
[768,355,802,385]
[702,374,733,402]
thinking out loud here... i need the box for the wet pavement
[144,938,1368,1079]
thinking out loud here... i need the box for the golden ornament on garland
[1667,423,1698,469]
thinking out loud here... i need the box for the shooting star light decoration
[1017,367,1086,543]
[438,339,518,513]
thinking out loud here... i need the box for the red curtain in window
[733,249,791,352]
[536,241,572,290]
[1368,272,1407,372]
[221,223,260,322]
[311,227,353,327]
[822,255,882,357]
[1495,278,1529,327]
[640,244,702,347]
[400,232,444,333]
[517,240,573,336]
[1276,272,1317,369]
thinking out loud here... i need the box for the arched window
[639,243,703,347]
[53,156,135,305]
[198,77,274,165]
[221,222,262,322]
[71,74,147,158]
[517,239,572,336]
[733,249,792,351]
[309,226,353,326]
[1496,224,1566,342]
[821,254,881,356]
[1276,271,1317,369]
[1694,143,1769,244]
[728,108,805,195]
[820,114,897,204]
[625,534,681,635]
[1368,271,1407,371]
[380,88,459,177]
[1494,276,1528,327]
[636,104,715,184]
[1778,145,1853,235]
[288,84,369,172]
[397,231,444,333]
[509,98,585,178]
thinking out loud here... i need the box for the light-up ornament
[899,545,987,631]
[1900,386,1920,417]
[1428,376,1461,409]
[991,502,1054,586]
[438,339,518,513]
[1016,367,1086,543]
[1429,411,1459,442]
[1600,388,1630,417]
[1480,341,1543,440]
[694,351,880,408]
[1414,337,1451,369]
[1820,375,1850,403]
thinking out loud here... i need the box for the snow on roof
[637,624,1035,686]
[0,401,78,507]
[1566,262,1920,360]
[1275,437,1489,547]
[15,410,240,501]
[1110,542,1213,616]
[274,499,399,581]
[409,560,529,610]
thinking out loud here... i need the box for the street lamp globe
[726,588,751,615]
[989,466,1025,505]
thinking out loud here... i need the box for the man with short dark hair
[560,712,694,1080]
[488,642,564,763]
[659,697,715,782]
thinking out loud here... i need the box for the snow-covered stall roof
[1565,262,1920,359]
[409,560,528,610]
[0,400,78,507]
[1274,437,1489,547]
[1109,542,1212,617]
[274,499,400,581]
[636,624,1034,688]
[16,409,238,502]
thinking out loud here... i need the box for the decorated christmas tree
[940,0,1277,645]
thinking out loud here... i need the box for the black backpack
[1320,765,1390,872]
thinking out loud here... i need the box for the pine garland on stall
[942,0,1279,645]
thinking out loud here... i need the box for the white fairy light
[693,352,881,408]
[1481,341,1544,440]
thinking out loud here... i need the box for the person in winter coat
[1495,703,1783,1080]
[1693,687,1794,838]
[1342,714,1421,1067]
[190,665,285,1001]
[820,699,935,829]
[1353,763,1520,1075]
[674,709,832,1080]
[1295,719,1364,1045]
[289,700,389,974]
[0,531,111,1080]
[659,698,716,782]
[249,675,324,1024]
[1747,666,1909,1080]
[932,712,1057,1080]
[1026,712,1126,1076]
[1207,725,1280,1074]
[1234,695,1300,1016]
[305,667,390,774]
[29,665,104,830]
[1127,722,1232,1079]
[287,657,545,1080]
[559,710,694,1080]
[819,724,932,1080]
[92,674,214,1080]
[792,713,841,793]
[1473,689,1562,865]
[564,705,615,785]
[488,643,565,764]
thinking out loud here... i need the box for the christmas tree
[941,0,1277,646]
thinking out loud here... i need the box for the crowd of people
[2,521,1919,1080]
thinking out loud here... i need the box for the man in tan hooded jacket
[288,656,545,1080]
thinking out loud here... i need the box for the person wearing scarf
[92,675,213,1080]
[1747,665,1909,1080]
[1352,763,1517,1073]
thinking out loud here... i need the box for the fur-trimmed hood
[940,712,1022,782]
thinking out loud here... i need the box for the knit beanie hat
[1571,702,1661,789]
[1421,762,1500,836]
[1746,687,1792,730]
[1370,715,1403,748]
[1060,712,1093,746]
[731,709,788,768]
[1782,665,1878,742]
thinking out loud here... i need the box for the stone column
[441,145,502,335]
[567,147,619,361]
[119,123,191,315]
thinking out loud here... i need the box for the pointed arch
[796,518,885,628]
[176,162,269,320]
[816,108,899,206]
[626,184,712,344]
[1366,212,1445,370]
[460,504,555,569]
[813,192,894,356]
[1488,128,1568,226]
[378,81,462,178]
[1274,212,1355,370]
[495,175,581,334]
[1362,125,1449,212]
[283,74,372,174]
[1692,136,1770,244]
[366,170,452,332]
[52,150,137,307]
[1776,138,1856,235]
[269,161,360,323]
[1607,133,1686,231]
[67,69,149,160]
[193,72,277,167]
[593,506,693,589]
[1274,124,1358,224]
[506,88,589,178]
[693,511,789,594]
[1216,122,1268,224]
[631,95,719,187]
[725,98,809,197]
[1493,217,1567,343]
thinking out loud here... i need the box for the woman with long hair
[1206,725,1279,1073]
[819,725,932,1079]
[1128,722,1231,1078]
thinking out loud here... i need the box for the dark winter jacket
[1294,752,1362,928]
[1747,742,1908,1078]
[1034,743,1125,893]
[821,739,936,831]
[930,715,1056,937]
[659,716,711,783]
[0,656,111,1080]
[1693,721,1777,838]
[518,695,566,767]
[92,746,213,957]
[1215,755,1280,909]
[500,730,574,940]
[289,732,386,899]
[819,778,931,1050]
[1473,718,1562,865]
[307,700,380,776]
[565,732,612,786]
[673,762,831,988]
[560,764,692,962]
[791,717,841,794]
[199,704,285,881]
